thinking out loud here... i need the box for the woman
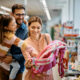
[23,16,53,80]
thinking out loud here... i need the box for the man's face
[12,9,25,25]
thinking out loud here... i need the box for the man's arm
[12,53,24,62]
[10,45,24,62]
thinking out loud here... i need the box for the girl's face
[29,22,41,37]
[6,18,17,32]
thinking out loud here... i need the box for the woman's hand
[25,59,33,69]
[36,72,49,77]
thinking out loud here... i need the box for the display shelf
[64,70,80,77]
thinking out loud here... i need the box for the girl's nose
[34,29,38,32]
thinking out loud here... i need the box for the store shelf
[64,70,80,77]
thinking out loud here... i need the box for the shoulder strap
[44,34,48,45]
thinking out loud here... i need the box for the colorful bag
[30,40,67,78]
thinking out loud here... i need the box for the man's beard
[16,21,22,25]
[16,21,22,26]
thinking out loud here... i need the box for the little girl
[0,15,27,80]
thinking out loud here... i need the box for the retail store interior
[0,0,80,80]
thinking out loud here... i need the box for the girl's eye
[12,24,15,26]
[31,26,41,29]
[37,26,40,29]
[31,26,35,29]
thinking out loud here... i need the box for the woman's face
[29,22,41,37]
[7,18,17,32]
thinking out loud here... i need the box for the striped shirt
[0,35,25,57]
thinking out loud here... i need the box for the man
[10,4,28,80]
[0,4,28,80]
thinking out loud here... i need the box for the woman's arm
[21,42,35,69]
[21,46,32,61]
[22,49,33,69]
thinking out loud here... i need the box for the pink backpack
[30,40,67,78]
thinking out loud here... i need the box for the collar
[19,23,26,30]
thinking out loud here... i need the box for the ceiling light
[0,6,11,12]
[45,7,51,20]
[0,11,9,15]
[40,0,51,20]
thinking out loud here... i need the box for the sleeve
[10,36,26,61]
[21,41,39,69]
[10,45,23,61]
[21,42,35,69]
[12,53,23,61]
